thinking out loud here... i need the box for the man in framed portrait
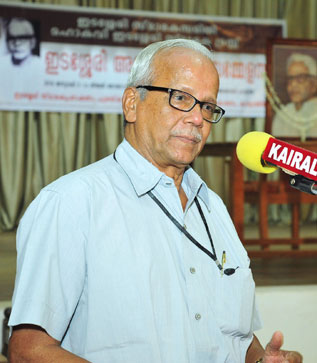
[272,52,317,138]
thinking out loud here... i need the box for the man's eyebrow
[176,86,217,104]
[287,73,312,78]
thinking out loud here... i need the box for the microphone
[236,131,317,195]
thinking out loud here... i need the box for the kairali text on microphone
[262,138,317,181]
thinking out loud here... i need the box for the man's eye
[173,94,187,102]
[204,103,215,112]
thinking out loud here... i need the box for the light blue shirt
[9,139,261,362]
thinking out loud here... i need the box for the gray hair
[6,17,35,37]
[287,53,317,76]
[127,38,214,95]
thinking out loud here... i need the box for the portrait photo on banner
[0,16,42,107]
[0,17,40,60]
[265,38,317,141]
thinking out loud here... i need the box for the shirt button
[190,267,196,274]
[195,313,201,320]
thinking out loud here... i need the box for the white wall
[255,285,317,363]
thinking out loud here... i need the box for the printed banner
[0,2,286,116]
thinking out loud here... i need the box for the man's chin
[167,141,205,167]
[172,154,198,168]
[13,54,28,61]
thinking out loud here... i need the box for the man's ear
[122,87,138,124]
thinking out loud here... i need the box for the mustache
[170,129,202,142]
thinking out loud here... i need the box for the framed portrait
[265,38,317,140]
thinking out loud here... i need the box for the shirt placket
[182,204,214,361]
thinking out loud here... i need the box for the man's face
[124,48,220,171]
[7,20,35,61]
[286,61,317,108]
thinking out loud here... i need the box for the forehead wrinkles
[288,62,310,75]
[151,48,217,88]
[150,51,175,84]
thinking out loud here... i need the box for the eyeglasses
[136,85,225,123]
[7,35,34,43]
[287,74,314,84]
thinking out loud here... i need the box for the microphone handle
[260,155,317,195]
[289,175,317,195]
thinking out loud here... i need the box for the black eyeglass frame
[136,85,225,124]
[7,35,35,42]
[286,73,315,84]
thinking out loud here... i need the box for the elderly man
[5,17,39,66]
[8,39,302,362]
[0,17,42,106]
[272,52,317,138]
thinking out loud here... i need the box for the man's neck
[294,101,303,111]
[125,133,187,190]
[157,165,188,211]
[161,165,185,189]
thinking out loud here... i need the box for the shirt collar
[114,139,164,196]
[114,139,210,210]
[182,167,211,211]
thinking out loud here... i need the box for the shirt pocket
[211,267,256,336]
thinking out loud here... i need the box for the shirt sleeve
[9,187,88,341]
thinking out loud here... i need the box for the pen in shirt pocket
[221,250,226,276]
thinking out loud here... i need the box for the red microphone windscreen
[262,138,317,181]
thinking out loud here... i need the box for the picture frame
[265,38,317,140]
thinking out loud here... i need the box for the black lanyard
[113,150,237,275]
[148,190,223,271]
[148,191,238,276]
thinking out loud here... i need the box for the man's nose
[11,39,22,46]
[288,79,298,86]
[185,104,204,126]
